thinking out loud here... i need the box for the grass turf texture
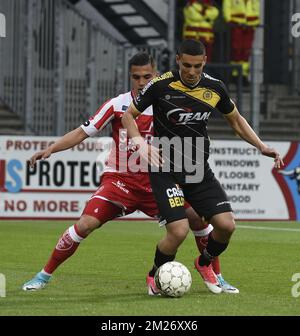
[1,220,300,316]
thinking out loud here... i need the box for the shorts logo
[216,201,231,206]
[159,218,167,227]
[112,180,129,194]
[166,185,184,208]
[203,90,213,100]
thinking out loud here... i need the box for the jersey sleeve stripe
[81,100,115,136]
[95,99,113,114]
[94,105,115,130]
[81,113,114,137]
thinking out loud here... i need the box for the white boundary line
[237,225,300,232]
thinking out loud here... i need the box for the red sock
[211,256,221,275]
[44,224,85,274]
[193,223,211,254]
[193,224,222,275]
[194,235,208,254]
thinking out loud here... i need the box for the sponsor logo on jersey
[165,94,185,100]
[166,108,211,125]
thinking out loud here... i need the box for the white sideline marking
[237,225,300,233]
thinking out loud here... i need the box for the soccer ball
[154,261,192,298]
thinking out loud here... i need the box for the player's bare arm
[122,104,162,167]
[29,127,88,167]
[224,106,284,168]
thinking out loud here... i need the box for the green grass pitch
[1,219,300,316]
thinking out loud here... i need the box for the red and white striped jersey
[81,91,153,174]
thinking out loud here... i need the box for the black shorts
[149,164,232,225]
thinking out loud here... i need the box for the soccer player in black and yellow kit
[122,40,283,293]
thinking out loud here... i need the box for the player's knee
[223,220,235,238]
[211,212,235,237]
[225,213,236,235]
[76,215,101,236]
[167,220,190,242]
[219,217,235,236]
[177,226,190,241]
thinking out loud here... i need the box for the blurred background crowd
[0,0,299,140]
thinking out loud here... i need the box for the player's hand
[29,148,52,168]
[138,142,163,167]
[260,146,284,169]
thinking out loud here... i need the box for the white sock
[192,224,213,237]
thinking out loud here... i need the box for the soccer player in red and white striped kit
[22,52,238,294]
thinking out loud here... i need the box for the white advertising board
[1,136,299,220]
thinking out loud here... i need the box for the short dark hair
[129,52,156,70]
[177,40,206,56]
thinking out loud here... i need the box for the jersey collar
[177,70,202,89]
